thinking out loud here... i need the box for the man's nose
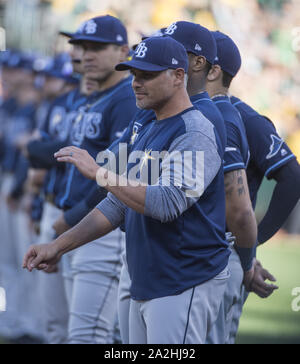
[132,76,143,89]
[82,50,95,63]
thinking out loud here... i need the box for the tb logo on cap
[84,20,97,35]
[135,42,148,58]
[165,23,178,35]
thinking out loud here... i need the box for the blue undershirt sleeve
[258,159,300,244]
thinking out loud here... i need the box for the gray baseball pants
[63,229,125,344]
[37,201,69,344]
[206,247,244,344]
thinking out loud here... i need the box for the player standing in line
[113,22,257,344]
[52,22,254,344]
[23,36,230,344]
[114,21,256,344]
[24,30,108,342]
[206,30,300,344]
[24,57,89,344]
[49,15,137,344]
[105,21,228,344]
[203,31,258,344]
[164,22,258,270]
[0,52,43,341]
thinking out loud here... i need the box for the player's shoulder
[101,77,136,113]
[52,88,79,108]
[231,96,274,129]
[179,107,216,141]
[230,96,257,117]
[112,75,135,99]
[193,97,224,129]
[214,96,242,122]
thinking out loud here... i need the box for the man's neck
[154,90,193,121]
[186,74,206,97]
[207,84,229,99]
[96,71,128,93]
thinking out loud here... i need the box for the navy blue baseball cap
[3,50,36,71]
[141,27,167,41]
[132,27,167,51]
[36,53,79,83]
[59,20,88,39]
[115,36,188,72]
[69,15,128,45]
[163,21,217,65]
[0,49,13,67]
[212,31,242,77]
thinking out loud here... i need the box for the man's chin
[84,72,99,80]
[136,100,152,110]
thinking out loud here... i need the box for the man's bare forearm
[53,208,114,256]
[225,169,257,248]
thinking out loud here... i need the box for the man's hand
[243,264,255,292]
[28,169,47,191]
[53,214,71,236]
[23,242,61,272]
[6,194,19,212]
[55,146,99,181]
[250,259,279,298]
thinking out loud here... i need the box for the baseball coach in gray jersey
[23,36,230,344]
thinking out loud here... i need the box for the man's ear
[207,64,222,82]
[173,68,186,87]
[191,55,207,72]
[120,45,130,62]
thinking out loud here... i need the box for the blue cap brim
[115,59,167,72]
[69,35,123,45]
[59,31,75,38]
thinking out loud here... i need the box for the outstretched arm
[23,207,117,272]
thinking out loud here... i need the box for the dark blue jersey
[2,102,36,173]
[109,92,227,162]
[0,98,18,164]
[34,100,52,132]
[42,88,87,141]
[56,76,137,209]
[43,88,88,198]
[231,96,296,209]
[213,95,249,173]
[98,106,229,300]
[191,92,226,156]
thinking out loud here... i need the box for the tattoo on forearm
[225,169,246,197]
[224,171,235,196]
[237,170,246,196]
[238,186,246,196]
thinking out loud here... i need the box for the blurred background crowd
[0,0,299,229]
[0,0,299,344]
[1,0,300,140]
